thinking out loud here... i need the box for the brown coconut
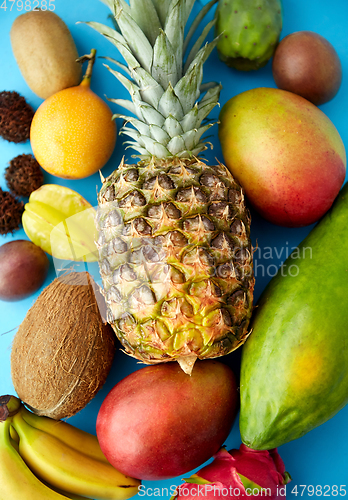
[11,272,116,420]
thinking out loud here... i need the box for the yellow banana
[20,405,109,464]
[12,411,141,500]
[0,396,88,499]
[41,479,91,500]
[56,492,90,500]
[0,417,75,500]
[10,422,19,440]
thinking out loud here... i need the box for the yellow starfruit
[22,184,98,262]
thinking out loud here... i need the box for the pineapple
[90,0,255,373]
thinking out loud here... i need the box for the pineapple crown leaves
[85,0,221,159]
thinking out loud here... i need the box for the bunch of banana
[0,395,140,500]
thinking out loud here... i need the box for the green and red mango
[219,87,346,227]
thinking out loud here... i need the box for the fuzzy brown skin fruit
[219,87,346,227]
[0,240,49,301]
[96,360,238,480]
[10,11,81,99]
[272,31,342,106]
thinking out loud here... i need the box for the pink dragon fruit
[173,445,291,499]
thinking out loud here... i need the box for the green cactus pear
[215,0,283,70]
[239,183,348,449]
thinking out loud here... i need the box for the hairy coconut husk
[11,272,116,420]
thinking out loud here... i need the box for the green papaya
[240,183,348,449]
[215,0,283,70]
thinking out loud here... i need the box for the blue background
[1,0,348,498]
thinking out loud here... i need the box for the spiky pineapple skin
[90,0,255,369]
[96,157,254,365]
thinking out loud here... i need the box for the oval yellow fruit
[30,50,117,180]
